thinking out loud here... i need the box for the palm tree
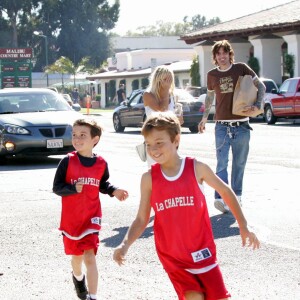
[46,58,68,91]
[46,56,93,88]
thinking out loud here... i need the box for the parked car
[0,88,82,159]
[198,88,215,120]
[112,88,204,133]
[260,78,279,119]
[60,93,81,111]
[185,86,206,99]
[263,77,300,124]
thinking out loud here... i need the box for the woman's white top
[145,95,175,117]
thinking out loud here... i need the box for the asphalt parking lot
[0,112,300,299]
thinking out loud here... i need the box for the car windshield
[263,80,278,93]
[0,92,72,114]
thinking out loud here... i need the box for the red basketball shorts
[63,233,99,256]
[167,265,231,300]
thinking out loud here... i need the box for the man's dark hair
[212,40,235,66]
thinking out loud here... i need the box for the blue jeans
[214,122,251,199]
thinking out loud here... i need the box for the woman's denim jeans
[214,122,251,199]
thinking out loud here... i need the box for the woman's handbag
[136,142,147,162]
[232,75,263,117]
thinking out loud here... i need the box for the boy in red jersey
[113,112,260,300]
[53,118,128,300]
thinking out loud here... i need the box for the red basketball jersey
[59,152,106,238]
[151,157,217,272]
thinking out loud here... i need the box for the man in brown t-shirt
[198,40,265,213]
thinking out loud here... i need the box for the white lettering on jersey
[164,196,194,209]
[154,196,194,212]
[71,177,100,187]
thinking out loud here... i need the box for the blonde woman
[143,66,176,117]
[140,66,182,166]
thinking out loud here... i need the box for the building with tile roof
[180,0,300,86]
[87,1,300,107]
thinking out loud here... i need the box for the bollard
[86,95,91,115]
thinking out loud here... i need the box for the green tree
[0,0,39,47]
[190,56,200,86]
[284,53,295,78]
[37,0,120,67]
[124,14,221,37]
[0,16,10,47]
[248,56,260,76]
[46,56,93,87]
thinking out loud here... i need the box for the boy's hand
[240,227,260,250]
[113,245,127,266]
[75,181,84,193]
[113,189,129,201]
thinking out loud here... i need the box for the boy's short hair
[141,112,181,142]
[73,118,103,139]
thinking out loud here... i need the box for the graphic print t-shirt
[207,63,256,120]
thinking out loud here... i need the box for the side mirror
[121,100,129,106]
[271,88,278,94]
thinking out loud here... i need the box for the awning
[51,80,97,87]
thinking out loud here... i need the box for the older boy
[114,112,259,300]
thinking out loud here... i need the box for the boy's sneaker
[237,196,242,207]
[72,274,88,300]
[214,198,229,213]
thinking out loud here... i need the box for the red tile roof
[180,0,300,44]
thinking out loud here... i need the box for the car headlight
[4,124,30,135]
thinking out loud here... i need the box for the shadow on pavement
[104,214,239,248]
[102,216,154,248]
[0,156,61,171]
[210,213,239,239]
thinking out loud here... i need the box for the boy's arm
[113,171,152,265]
[194,160,260,249]
[99,162,118,197]
[52,157,77,196]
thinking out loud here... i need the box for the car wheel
[189,125,198,133]
[264,106,277,125]
[113,114,125,132]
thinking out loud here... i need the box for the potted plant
[92,94,101,108]
[284,53,295,78]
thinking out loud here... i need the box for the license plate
[47,139,63,148]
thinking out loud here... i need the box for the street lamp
[33,31,49,86]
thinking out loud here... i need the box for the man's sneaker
[72,274,88,300]
[237,196,242,207]
[214,198,229,213]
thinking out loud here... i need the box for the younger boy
[53,118,128,300]
[113,112,259,300]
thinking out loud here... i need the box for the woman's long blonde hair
[147,66,175,100]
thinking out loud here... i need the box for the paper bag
[232,75,263,117]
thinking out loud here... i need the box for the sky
[108,0,293,35]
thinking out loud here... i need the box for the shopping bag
[136,142,147,162]
[232,75,263,117]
